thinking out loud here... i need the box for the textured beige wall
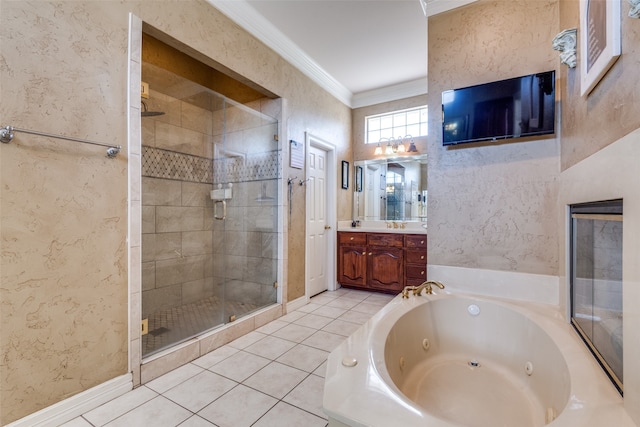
[427,0,561,275]
[0,0,350,423]
[558,0,640,171]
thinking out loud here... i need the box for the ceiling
[207,0,477,108]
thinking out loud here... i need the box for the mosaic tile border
[142,146,213,184]
[142,146,281,184]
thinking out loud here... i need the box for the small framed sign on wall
[341,161,349,189]
[580,0,621,96]
[290,140,304,169]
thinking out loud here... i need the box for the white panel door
[308,145,328,296]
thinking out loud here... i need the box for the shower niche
[570,199,623,393]
[139,56,281,357]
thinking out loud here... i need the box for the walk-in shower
[140,62,280,357]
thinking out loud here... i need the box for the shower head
[141,100,165,117]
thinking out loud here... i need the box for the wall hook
[299,179,309,186]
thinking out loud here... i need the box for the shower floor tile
[63,288,391,427]
[142,295,263,356]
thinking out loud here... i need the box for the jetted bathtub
[323,291,634,427]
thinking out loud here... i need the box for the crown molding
[351,78,427,109]
[424,0,478,17]
[206,0,354,106]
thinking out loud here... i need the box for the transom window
[366,106,428,144]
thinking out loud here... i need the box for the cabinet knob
[421,255,425,260]
[420,240,425,244]
[421,271,425,275]
[368,252,372,256]
[350,237,354,241]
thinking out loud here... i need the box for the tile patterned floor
[61,288,393,427]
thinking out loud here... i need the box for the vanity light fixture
[376,136,415,155]
[405,135,418,153]
[374,137,387,155]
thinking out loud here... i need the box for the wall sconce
[552,28,577,68]
[630,0,640,18]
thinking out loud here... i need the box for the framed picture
[355,166,363,192]
[341,161,349,189]
[580,0,621,96]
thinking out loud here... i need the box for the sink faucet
[401,280,445,298]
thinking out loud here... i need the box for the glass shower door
[140,60,279,358]
[212,100,279,323]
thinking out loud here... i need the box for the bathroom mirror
[353,154,427,222]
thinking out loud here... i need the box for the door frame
[305,133,337,301]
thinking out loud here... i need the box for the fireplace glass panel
[570,200,623,393]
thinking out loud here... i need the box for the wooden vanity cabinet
[404,235,428,287]
[337,231,427,294]
[367,233,404,292]
[337,232,367,287]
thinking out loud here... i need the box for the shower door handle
[214,200,226,220]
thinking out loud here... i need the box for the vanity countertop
[337,220,427,234]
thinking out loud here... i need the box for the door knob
[324,225,331,230]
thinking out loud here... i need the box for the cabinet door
[338,245,367,287]
[368,247,404,292]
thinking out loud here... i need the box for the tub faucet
[401,280,445,298]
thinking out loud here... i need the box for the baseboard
[427,264,559,306]
[6,374,132,427]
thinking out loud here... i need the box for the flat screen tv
[442,70,555,146]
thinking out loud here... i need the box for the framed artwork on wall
[355,166,363,192]
[580,0,621,96]
[342,161,349,189]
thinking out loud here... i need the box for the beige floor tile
[209,350,270,382]
[227,330,267,349]
[252,401,327,427]
[255,319,288,335]
[325,298,360,310]
[179,415,216,427]
[310,305,348,319]
[103,396,191,427]
[276,344,329,373]
[279,310,307,323]
[313,360,328,378]
[271,323,317,343]
[163,370,237,412]
[244,361,308,399]
[296,302,324,313]
[198,384,277,427]
[321,318,361,337]
[146,363,204,394]
[293,313,333,329]
[308,294,337,305]
[243,335,296,360]
[351,301,386,315]
[82,386,157,426]
[301,330,346,352]
[59,418,93,427]
[338,310,373,325]
[192,345,239,369]
[283,374,326,419]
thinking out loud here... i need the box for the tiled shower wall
[141,90,280,324]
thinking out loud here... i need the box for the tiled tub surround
[60,289,392,427]
[141,81,280,356]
